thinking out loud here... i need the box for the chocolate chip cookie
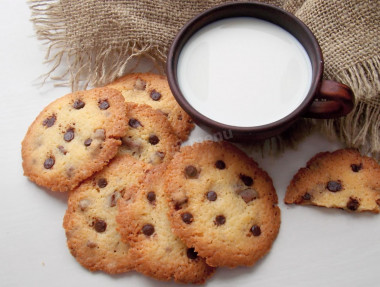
[117,169,215,283]
[119,103,180,166]
[22,87,127,192]
[285,149,380,213]
[107,73,194,142]
[63,154,149,274]
[164,141,281,268]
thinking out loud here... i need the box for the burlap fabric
[29,0,380,158]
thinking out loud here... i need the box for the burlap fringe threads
[29,0,379,159]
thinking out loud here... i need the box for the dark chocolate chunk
[302,192,312,201]
[84,138,92,147]
[97,178,108,188]
[214,215,226,226]
[250,225,261,236]
[44,157,55,169]
[240,174,253,186]
[347,197,360,211]
[128,118,142,128]
[327,180,342,192]
[148,135,160,145]
[64,128,75,142]
[73,99,85,109]
[150,90,161,101]
[186,248,198,260]
[215,160,226,170]
[184,165,198,178]
[376,199,380,206]
[237,188,258,203]
[181,212,193,224]
[94,219,107,233]
[206,191,217,201]
[350,163,363,172]
[98,100,110,110]
[42,114,56,128]
[142,224,155,236]
[147,191,156,203]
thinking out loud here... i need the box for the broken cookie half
[285,149,380,213]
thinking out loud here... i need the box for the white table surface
[1,1,379,287]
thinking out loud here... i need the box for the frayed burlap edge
[319,56,380,160]
[29,0,166,91]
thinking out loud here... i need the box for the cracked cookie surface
[63,154,149,274]
[285,149,380,213]
[164,141,281,268]
[107,73,194,142]
[22,87,127,192]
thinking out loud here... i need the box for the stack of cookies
[21,73,281,283]
[22,72,380,284]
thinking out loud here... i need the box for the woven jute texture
[29,0,380,158]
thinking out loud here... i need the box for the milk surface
[177,17,312,127]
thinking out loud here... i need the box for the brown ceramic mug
[166,2,354,141]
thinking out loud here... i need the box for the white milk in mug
[177,17,313,127]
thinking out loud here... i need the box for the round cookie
[285,149,380,213]
[164,141,281,268]
[117,169,216,284]
[63,154,150,274]
[107,73,194,142]
[119,103,180,166]
[22,87,127,192]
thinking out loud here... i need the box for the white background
[1,1,379,287]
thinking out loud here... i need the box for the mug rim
[166,1,324,133]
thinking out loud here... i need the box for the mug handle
[304,80,354,118]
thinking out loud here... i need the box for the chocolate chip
[186,248,198,260]
[302,192,312,201]
[44,157,55,169]
[73,99,85,109]
[214,215,226,226]
[128,118,142,128]
[64,128,75,142]
[98,100,110,110]
[94,219,107,233]
[148,135,160,145]
[347,197,360,211]
[240,174,253,186]
[351,163,363,172]
[42,114,56,128]
[376,199,380,206]
[184,165,198,178]
[134,78,146,90]
[150,90,161,101]
[97,178,108,188]
[57,145,67,155]
[237,188,258,203]
[215,160,226,170]
[206,191,217,201]
[84,138,92,146]
[181,212,193,224]
[147,191,156,203]
[250,225,261,236]
[142,224,155,236]
[327,180,342,192]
